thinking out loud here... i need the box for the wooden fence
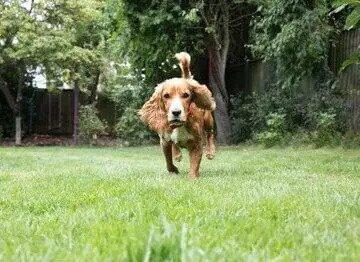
[333,29,360,132]
[29,90,74,135]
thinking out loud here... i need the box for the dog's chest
[164,127,193,144]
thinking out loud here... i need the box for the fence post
[73,81,79,145]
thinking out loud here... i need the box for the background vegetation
[0,0,359,147]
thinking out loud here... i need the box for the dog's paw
[188,174,200,180]
[168,165,179,175]
[206,154,214,160]
[205,150,215,160]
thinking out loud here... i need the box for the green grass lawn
[0,146,359,261]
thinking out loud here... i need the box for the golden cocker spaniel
[139,52,216,179]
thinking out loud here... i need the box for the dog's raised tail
[175,52,192,79]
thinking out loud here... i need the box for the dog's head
[139,78,216,132]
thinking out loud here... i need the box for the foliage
[339,51,360,71]
[332,0,360,30]
[230,84,347,147]
[332,0,360,71]
[257,113,286,148]
[120,0,203,84]
[102,60,156,145]
[310,112,341,147]
[115,108,156,146]
[0,125,3,141]
[102,60,148,116]
[78,105,107,142]
[1,146,360,260]
[230,94,254,143]
[0,0,105,77]
[249,0,334,88]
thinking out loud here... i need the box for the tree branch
[229,11,257,26]
[29,0,35,13]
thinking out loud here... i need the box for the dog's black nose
[172,110,181,117]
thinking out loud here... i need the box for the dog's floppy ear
[139,84,168,132]
[188,79,216,111]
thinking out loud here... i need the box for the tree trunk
[0,78,23,145]
[14,77,24,146]
[89,70,101,106]
[208,46,232,145]
[15,116,21,146]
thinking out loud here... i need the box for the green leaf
[340,52,360,72]
[332,0,360,7]
[330,4,347,14]
[345,6,360,29]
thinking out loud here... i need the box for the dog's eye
[163,93,170,99]
[182,93,190,99]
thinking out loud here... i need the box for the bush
[230,85,347,147]
[109,86,157,146]
[230,94,255,143]
[286,131,312,147]
[0,126,3,141]
[115,108,156,146]
[257,113,286,147]
[79,105,107,142]
[310,112,341,147]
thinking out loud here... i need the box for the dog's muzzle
[168,98,185,127]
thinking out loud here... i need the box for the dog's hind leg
[205,132,215,160]
[204,111,215,160]
[188,143,203,179]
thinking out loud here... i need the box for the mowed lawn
[0,146,359,261]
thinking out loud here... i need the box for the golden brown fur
[139,52,216,179]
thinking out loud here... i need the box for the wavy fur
[138,84,169,133]
[188,79,216,111]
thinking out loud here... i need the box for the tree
[191,0,252,144]
[120,0,252,144]
[249,0,334,88]
[0,0,105,145]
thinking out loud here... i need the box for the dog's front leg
[172,144,182,162]
[162,140,179,175]
[188,143,203,179]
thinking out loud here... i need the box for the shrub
[79,105,107,142]
[115,108,156,146]
[109,85,157,146]
[311,112,341,147]
[230,85,347,147]
[0,126,3,141]
[230,94,255,143]
[286,131,312,147]
[256,113,286,147]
